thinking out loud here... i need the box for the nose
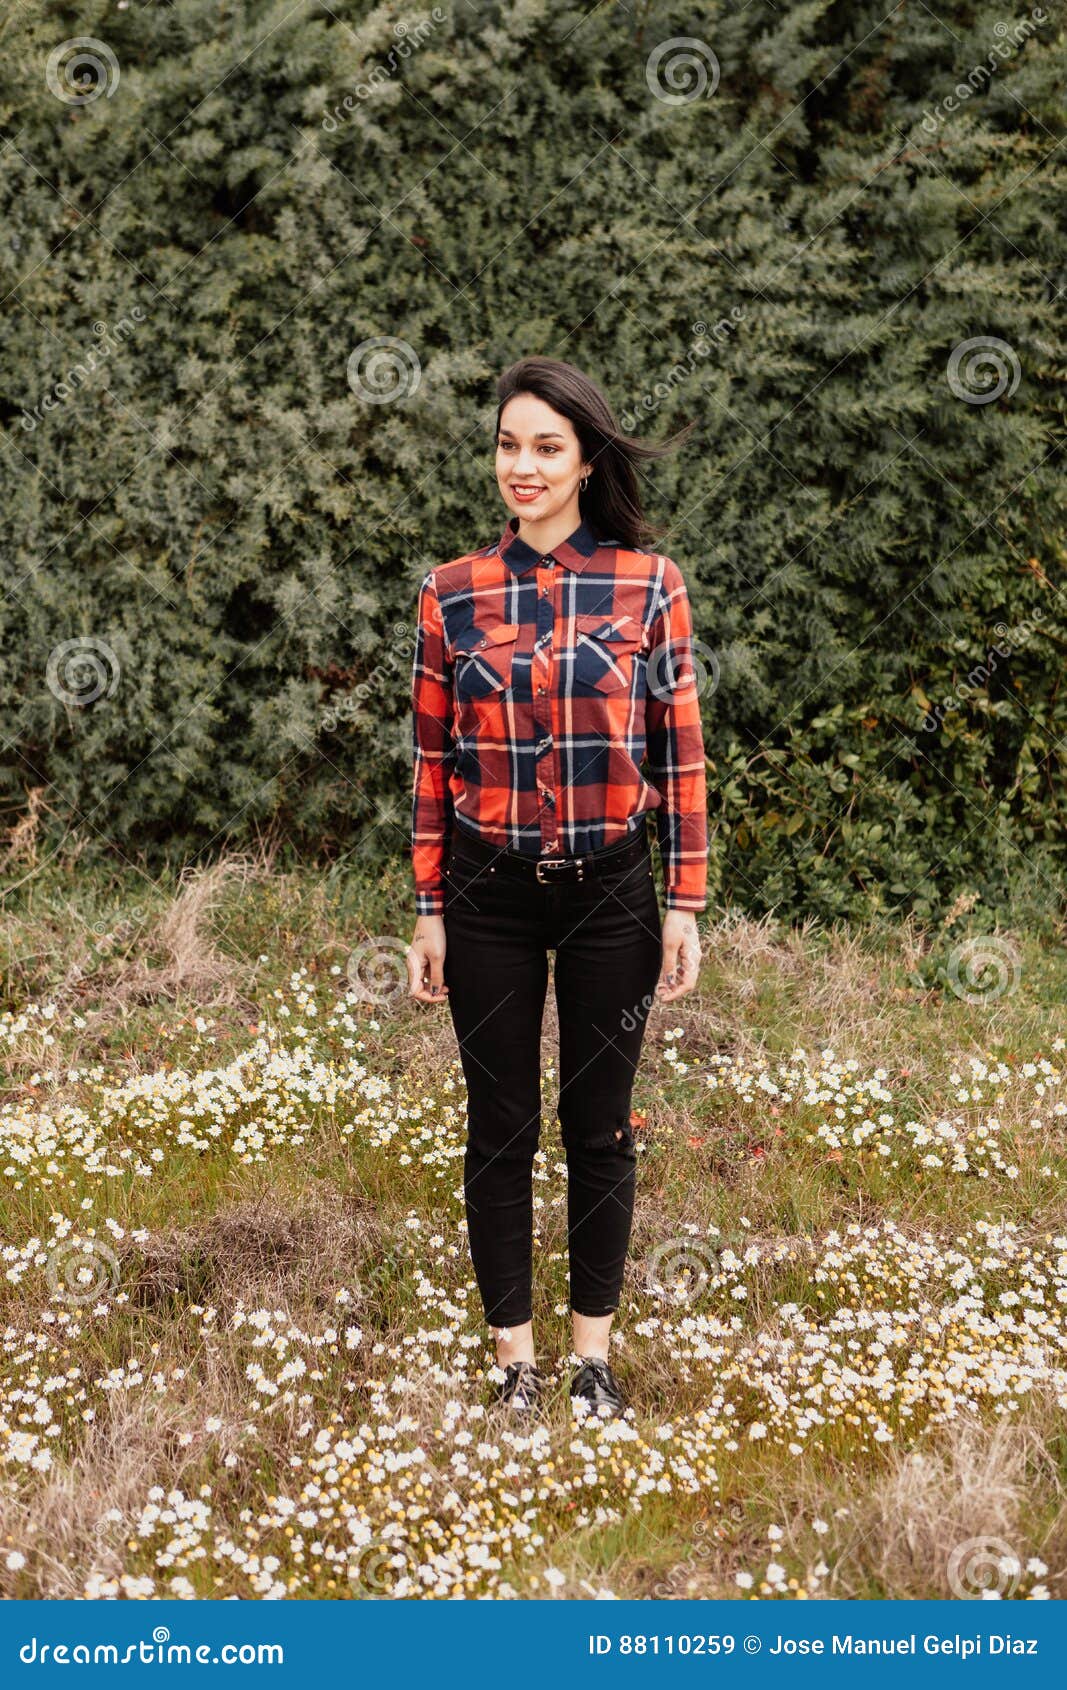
[512,447,540,477]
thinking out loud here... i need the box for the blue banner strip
[1,1599,1061,1686]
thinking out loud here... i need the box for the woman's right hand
[408,915,449,1003]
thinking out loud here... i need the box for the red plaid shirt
[410,515,709,916]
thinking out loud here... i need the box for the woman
[407,356,708,1421]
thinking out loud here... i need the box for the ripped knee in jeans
[568,1121,636,1154]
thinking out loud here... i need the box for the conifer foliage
[1,1,1064,920]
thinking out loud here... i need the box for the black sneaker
[491,1360,548,1416]
[569,1356,626,1420]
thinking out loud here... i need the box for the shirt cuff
[665,890,707,913]
[415,887,445,916]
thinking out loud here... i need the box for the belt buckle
[536,856,583,883]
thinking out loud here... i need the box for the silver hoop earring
[579,474,590,491]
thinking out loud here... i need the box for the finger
[656,937,681,993]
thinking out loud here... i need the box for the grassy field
[0,847,1064,1600]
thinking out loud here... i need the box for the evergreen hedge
[1,0,1064,923]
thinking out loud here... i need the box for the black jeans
[442,819,663,1326]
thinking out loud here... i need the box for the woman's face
[495,393,590,527]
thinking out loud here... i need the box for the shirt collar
[495,513,603,576]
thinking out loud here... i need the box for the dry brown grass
[124,1184,392,1317]
[827,1408,1063,1597]
[107,853,268,1007]
[0,1393,201,1598]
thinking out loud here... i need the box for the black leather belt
[447,819,650,885]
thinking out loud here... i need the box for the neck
[512,501,584,555]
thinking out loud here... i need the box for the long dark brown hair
[494,356,695,551]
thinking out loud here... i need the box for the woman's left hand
[655,910,702,1002]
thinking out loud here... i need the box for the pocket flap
[454,621,519,656]
[575,612,643,646]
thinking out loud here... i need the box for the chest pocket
[453,622,520,701]
[573,612,644,694]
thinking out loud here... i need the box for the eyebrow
[497,428,566,440]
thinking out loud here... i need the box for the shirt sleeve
[642,558,709,912]
[411,570,455,915]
